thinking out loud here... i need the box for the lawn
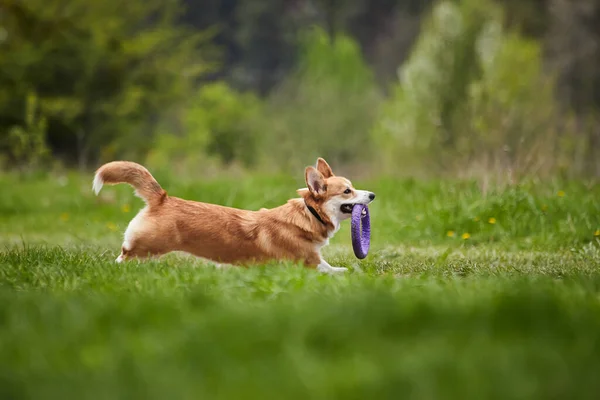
[1,171,600,399]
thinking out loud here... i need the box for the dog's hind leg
[115,209,167,262]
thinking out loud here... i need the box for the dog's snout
[369,192,376,200]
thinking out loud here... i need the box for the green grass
[1,171,600,399]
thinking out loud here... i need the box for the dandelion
[557,190,565,197]
[462,233,471,240]
[595,230,600,237]
[447,230,455,237]
[106,222,118,231]
[474,217,480,222]
[488,217,496,224]
[60,212,70,222]
[121,204,131,213]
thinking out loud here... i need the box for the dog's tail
[93,161,166,206]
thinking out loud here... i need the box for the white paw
[317,264,348,274]
[115,254,124,263]
[330,266,348,274]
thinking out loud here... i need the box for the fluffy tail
[93,161,166,206]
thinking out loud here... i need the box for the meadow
[1,171,600,399]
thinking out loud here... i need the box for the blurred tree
[265,27,381,171]
[545,0,600,112]
[343,0,433,86]
[232,0,317,94]
[4,92,50,170]
[373,0,573,180]
[546,0,600,175]
[0,0,217,168]
[148,81,263,171]
[180,0,433,92]
[498,0,600,176]
[501,0,550,38]
[179,0,238,82]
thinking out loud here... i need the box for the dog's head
[298,158,375,228]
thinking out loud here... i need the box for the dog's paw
[330,266,348,274]
[317,264,348,274]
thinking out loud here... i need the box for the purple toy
[351,204,370,259]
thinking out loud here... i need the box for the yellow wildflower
[447,231,455,237]
[541,204,548,212]
[106,222,118,231]
[488,217,496,224]
[557,190,565,197]
[474,217,480,222]
[60,213,70,222]
[595,230,600,237]
[462,233,471,240]
[121,204,131,213]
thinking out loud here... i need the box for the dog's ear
[316,158,334,178]
[305,166,326,196]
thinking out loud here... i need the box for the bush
[0,0,215,169]
[459,29,559,179]
[147,82,264,172]
[262,27,382,172]
[1,92,50,171]
[373,0,573,181]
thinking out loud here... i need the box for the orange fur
[93,158,375,273]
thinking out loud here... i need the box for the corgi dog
[92,158,375,274]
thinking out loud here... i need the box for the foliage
[232,0,306,93]
[0,0,216,168]
[191,82,263,167]
[263,27,381,172]
[147,82,264,171]
[185,0,436,91]
[372,0,570,180]
[1,0,599,179]
[2,92,50,169]
[460,30,560,177]
[373,0,494,155]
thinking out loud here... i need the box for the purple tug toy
[351,204,370,259]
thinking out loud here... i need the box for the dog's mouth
[340,204,355,214]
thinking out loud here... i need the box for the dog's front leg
[317,258,347,274]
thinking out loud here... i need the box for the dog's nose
[369,192,376,200]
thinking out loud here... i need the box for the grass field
[1,171,600,399]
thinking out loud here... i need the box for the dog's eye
[344,188,351,194]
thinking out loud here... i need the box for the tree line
[1,0,599,177]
